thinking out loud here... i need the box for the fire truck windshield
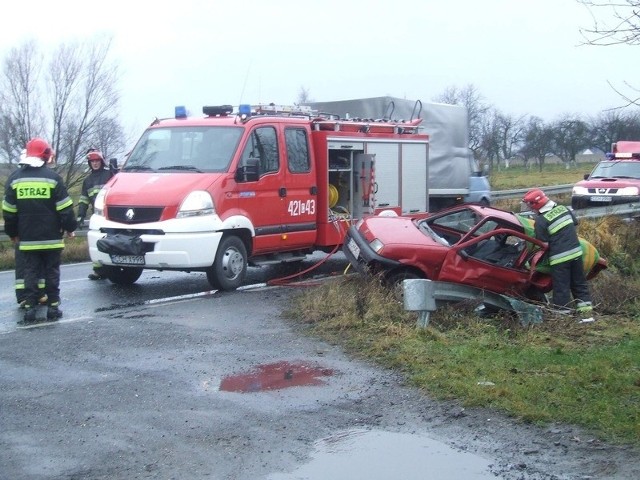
[124,126,243,173]
[590,161,640,179]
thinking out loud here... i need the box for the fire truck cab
[87,103,430,290]
[571,140,640,209]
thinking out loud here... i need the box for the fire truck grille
[107,206,164,224]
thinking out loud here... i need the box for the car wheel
[385,270,425,302]
[103,266,143,285]
[206,235,247,290]
[524,287,549,304]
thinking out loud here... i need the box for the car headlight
[93,187,107,216]
[618,186,640,195]
[369,238,384,253]
[177,190,215,218]
[572,186,588,195]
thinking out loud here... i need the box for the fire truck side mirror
[235,158,260,183]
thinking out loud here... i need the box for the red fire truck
[87,103,430,290]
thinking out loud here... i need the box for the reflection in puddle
[267,429,495,480]
[219,361,334,393]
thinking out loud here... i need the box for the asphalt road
[1,258,639,480]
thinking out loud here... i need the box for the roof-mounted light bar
[203,105,234,117]
[609,152,640,159]
[175,106,188,119]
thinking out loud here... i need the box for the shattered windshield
[124,126,242,173]
[590,161,640,179]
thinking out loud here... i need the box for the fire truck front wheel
[206,235,248,291]
[102,265,144,285]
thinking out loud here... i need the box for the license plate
[347,237,360,259]
[590,196,612,202]
[110,254,145,265]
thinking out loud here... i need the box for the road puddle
[219,361,334,393]
[266,429,495,479]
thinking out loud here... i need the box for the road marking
[0,316,94,335]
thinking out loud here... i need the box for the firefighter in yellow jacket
[523,188,594,322]
[2,138,77,324]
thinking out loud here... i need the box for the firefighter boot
[19,307,37,325]
[47,305,63,322]
[576,301,594,324]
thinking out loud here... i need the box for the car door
[280,126,317,248]
[235,125,285,253]
[437,229,536,295]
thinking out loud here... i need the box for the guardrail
[491,184,574,200]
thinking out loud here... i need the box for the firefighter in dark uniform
[2,138,77,324]
[13,149,47,307]
[523,188,594,322]
[77,148,116,280]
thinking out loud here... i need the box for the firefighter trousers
[22,249,62,308]
[551,257,592,309]
[14,245,46,304]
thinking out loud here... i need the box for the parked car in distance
[343,204,607,301]
[572,141,640,209]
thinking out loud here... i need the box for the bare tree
[495,112,526,168]
[47,36,121,187]
[296,86,313,105]
[588,109,640,152]
[579,0,640,45]
[478,109,502,171]
[579,1,640,106]
[0,41,46,164]
[432,84,491,156]
[520,116,555,172]
[0,36,122,188]
[552,115,591,165]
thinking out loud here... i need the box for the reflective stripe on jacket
[534,205,582,265]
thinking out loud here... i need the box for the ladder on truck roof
[311,117,423,134]
[247,102,424,134]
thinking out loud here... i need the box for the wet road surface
[1,258,638,479]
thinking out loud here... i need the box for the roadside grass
[0,236,90,270]
[285,274,640,445]
[489,162,597,190]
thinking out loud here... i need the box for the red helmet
[86,148,105,166]
[523,188,549,211]
[26,138,54,160]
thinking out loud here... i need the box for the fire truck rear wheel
[207,235,248,290]
[102,265,144,285]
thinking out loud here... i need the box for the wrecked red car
[342,204,607,301]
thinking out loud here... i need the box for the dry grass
[0,236,90,270]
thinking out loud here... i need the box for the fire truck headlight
[94,187,107,216]
[619,186,640,196]
[177,190,215,218]
[369,238,384,253]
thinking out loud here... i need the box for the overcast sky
[2,0,639,138]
